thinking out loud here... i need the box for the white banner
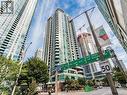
[95,26,111,47]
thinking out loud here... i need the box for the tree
[64,76,81,91]
[28,79,37,95]
[78,78,86,86]
[17,58,49,95]
[26,57,49,95]
[26,57,49,84]
[64,76,70,91]
[113,67,126,85]
[0,56,20,94]
[65,76,70,83]
[102,77,109,86]
[70,80,80,90]
[86,80,94,86]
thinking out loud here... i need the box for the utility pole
[11,42,32,95]
[85,10,118,95]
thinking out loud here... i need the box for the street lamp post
[11,42,32,95]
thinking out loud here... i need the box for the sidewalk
[38,87,127,95]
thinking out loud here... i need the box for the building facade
[35,48,43,60]
[119,60,127,72]
[0,0,38,61]
[44,9,84,82]
[77,32,103,79]
[95,0,127,53]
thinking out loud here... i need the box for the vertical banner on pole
[95,26,111,47]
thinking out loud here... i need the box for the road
[38,87,127,95]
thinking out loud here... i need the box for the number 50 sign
[100,60,112,73]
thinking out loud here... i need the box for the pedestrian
[48,90,51,95]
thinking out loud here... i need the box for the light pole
[11,42,32,95]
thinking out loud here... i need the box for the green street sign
[61,50,111,71]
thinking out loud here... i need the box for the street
[38,87,127,95]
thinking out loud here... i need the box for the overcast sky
[25,0,127,67]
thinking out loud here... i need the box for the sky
[25,0,127,67]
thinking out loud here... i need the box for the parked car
[115,82,121,88]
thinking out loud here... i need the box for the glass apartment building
[35,48,43,60]
[0,0,38,61]
[95,0,127,53]
[44,9,84,82]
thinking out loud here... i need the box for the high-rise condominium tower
[0,0,38,61]
[77,33,98,79]
[44,9,84,82]
[77,31,105,79]
[35,48,43,60]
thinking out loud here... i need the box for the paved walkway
[38,87,127,95]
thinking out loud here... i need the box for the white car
[115,82,121,88]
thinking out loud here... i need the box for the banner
[95,26,111,47]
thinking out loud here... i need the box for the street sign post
[60,50,111,71]
[100,60,112,73]
[54,50,112,95]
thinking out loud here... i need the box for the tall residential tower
[0,0,38,60]
[77,26,106,79]
[35,48,43,60]
[44,9,84,82]
[78,32,99,79]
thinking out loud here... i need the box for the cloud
[76,0,86,7]
[63,3,69,9]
